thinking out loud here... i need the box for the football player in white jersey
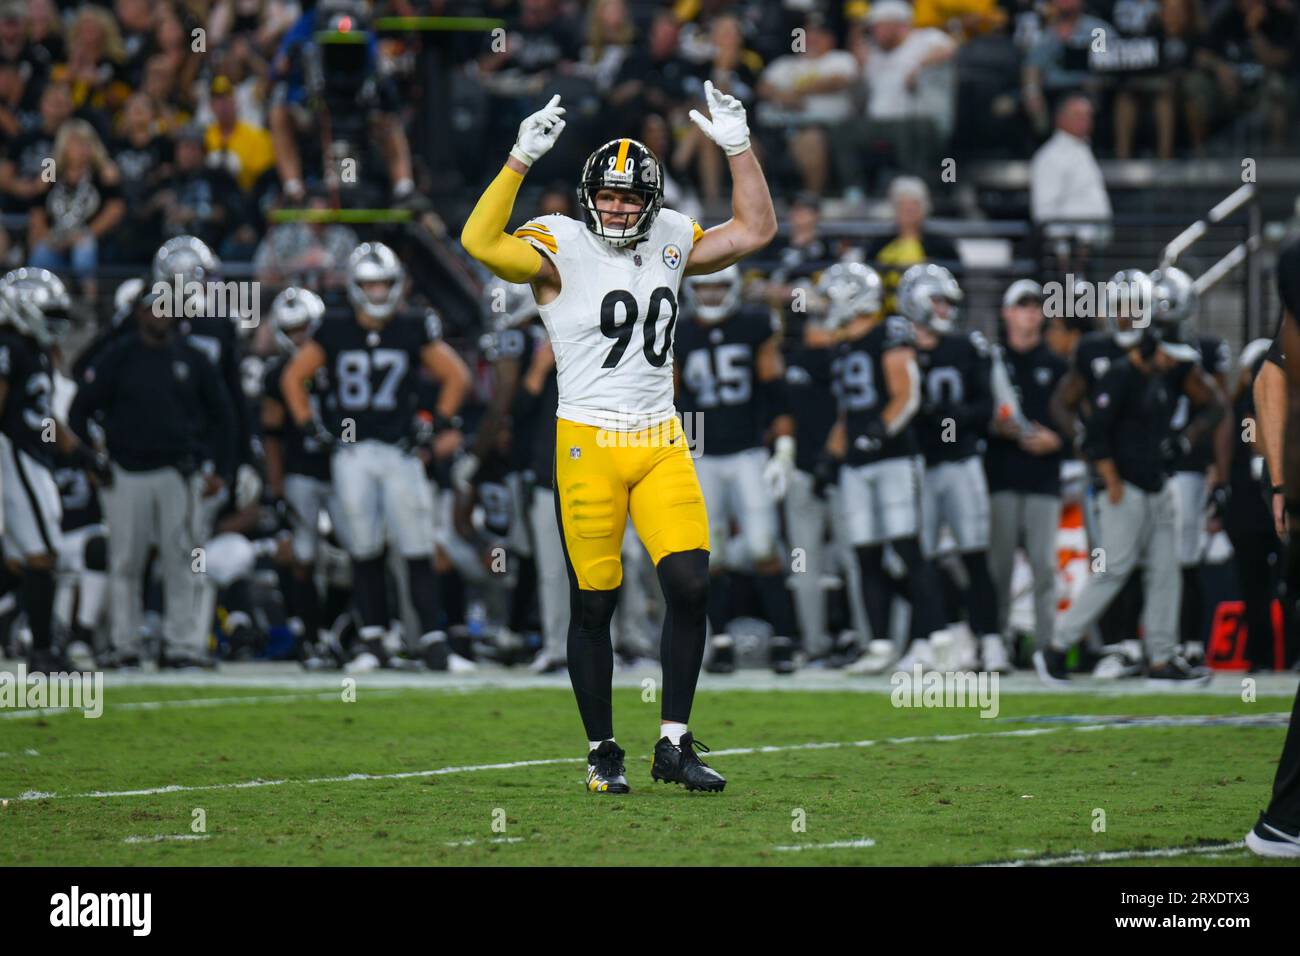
[461,84,776,793]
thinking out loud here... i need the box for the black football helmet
[576,138,664,248]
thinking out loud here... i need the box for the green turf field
[1,673,1295,866]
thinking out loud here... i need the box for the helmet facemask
[0,267,72,347]
[683,266,741,323]
[577,139,665,249]
[897,263,962,334]
[346,242,406,322]
[271,287,325,351]
[815,263,883,330]
[1105,269,1154,349]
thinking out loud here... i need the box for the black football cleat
[705,635,735,674]
[27,647,74,674]
[1032,646,1071,686]
[769,636,797,675]
[651,732,726,792]
[1145,656,1212,687]
[586,740,630,794]
[158,649,217,670]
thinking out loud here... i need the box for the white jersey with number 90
[513,210,703,431]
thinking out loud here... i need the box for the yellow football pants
[554,416,710,591]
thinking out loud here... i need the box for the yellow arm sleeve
[459,165,545,284]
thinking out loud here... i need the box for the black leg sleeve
[351,556,389,634]
[406,557,443,637]
[657,549,710,724]
[960,550,1000,637]
[706,569,732,635]
[567,583,620,742]
[854,544,891,645]
[1180,565,1204,647]
[891,536,946,642]
[21,567,55,652]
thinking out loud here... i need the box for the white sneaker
[929,629,956,670]
[447,652,477,674]
[846,639,896,675]
[345,651,381,674]
[981,635,1012,673]
[1246,820,1300,858]
[528,650,566,674]
[948,622,980,670]
[894,638,934,674]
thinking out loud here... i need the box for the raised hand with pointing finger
[510,94,567,168]
[688,80,752,157]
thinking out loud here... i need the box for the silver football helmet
[1149,266,1198,325]
[113,277,145,327]
[896,263,962,333]
[152,235,221,287]
[0,267,73,345]
[814,262,883,330]
[346,242,405,321]
[270,287,326,352]
[1104,269,1154,348]
[682,264,742,323]
[1147,266,1200,361]
[482,276,539,333]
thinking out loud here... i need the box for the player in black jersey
[1149,267,1233,663]
[453,278,549,665]
[0,272,109,673]
[1049,270,1153,438]
[261,287,336,667]
[44,282,111,666]
[781,286,873,665]
[1048,270,1152,667]
[986,280,1069,668]
[675,265,799,674]
[280,241,472,671]
[151,236,265,654]
[511,319,566,673]
[1036,276,1226,686]
[897,263,1002,672]
[810,263,947,675]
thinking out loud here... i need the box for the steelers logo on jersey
[662,244,682,270]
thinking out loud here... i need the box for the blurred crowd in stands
[0,0,1294,298]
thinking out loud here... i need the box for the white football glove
[451,452,480,494]
[510,94,566,167]
[235,463,262,511]
[688,80,751,157]
[763,435,796,502]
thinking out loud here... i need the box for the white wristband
[509,146,534,168]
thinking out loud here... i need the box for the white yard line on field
[0,689,407,720]
[975,841,1247,866]
[122,834,212,844]
[774,838,876,852]
[7,716,1285,804]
